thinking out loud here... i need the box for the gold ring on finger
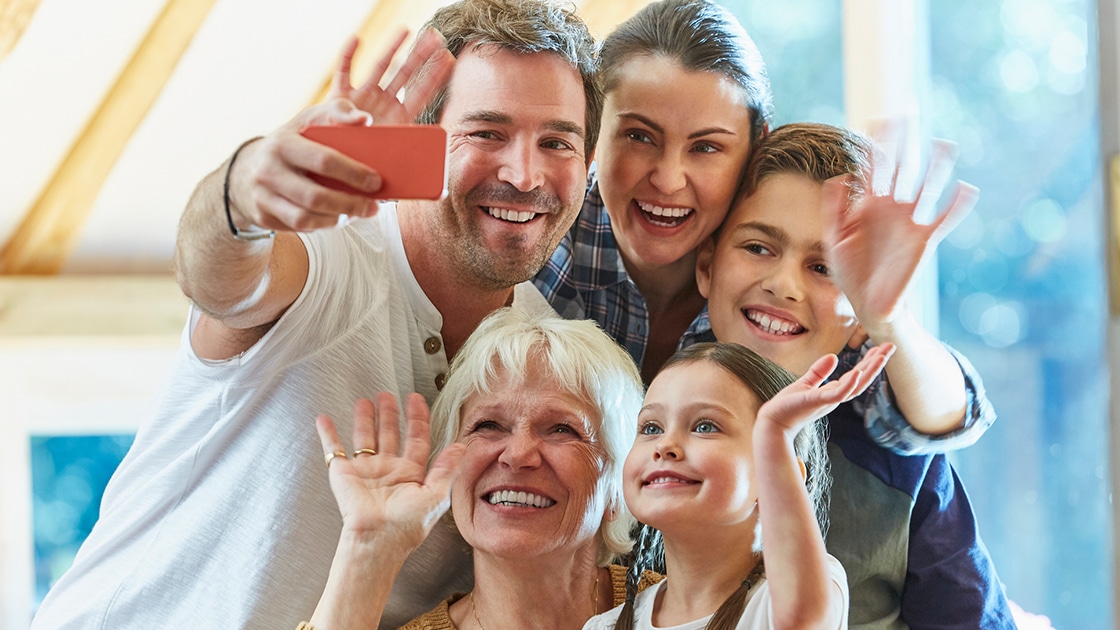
[325,450,348,469]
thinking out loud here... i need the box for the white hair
[430,307,644,565]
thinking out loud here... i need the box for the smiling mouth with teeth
[486,489,555,508]
[636,200,693,228]
[644,476,698,486]
[486,206,538,223]
[745,309,805,336]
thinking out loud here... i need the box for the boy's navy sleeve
[901,455,1017,629]
[838,341,996,455]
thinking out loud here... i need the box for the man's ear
[796,457,807,482]
[696,236,717,299]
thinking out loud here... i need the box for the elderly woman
[306,308,647,629]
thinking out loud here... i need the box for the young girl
[586,341,894,630]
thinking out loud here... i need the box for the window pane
[31,435,134,609]
[719,0,845,127]
[929,0,1110,627]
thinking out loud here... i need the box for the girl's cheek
[622,448,642,482]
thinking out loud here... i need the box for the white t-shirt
[583,555,848,630]
[31,204,553,630]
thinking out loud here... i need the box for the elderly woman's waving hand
[301,309,648,630]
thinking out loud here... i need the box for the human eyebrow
[545,119,585,140]
[732,221,827,254]
[681,402,735,419]
[460,111,583,140]
[618,112,663,134]
[461,110,513,125]
[687,126,739,140]
[731,221,789,245]
[618,112,736,140]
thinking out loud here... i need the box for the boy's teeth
[486,207,536,223]
[487,490,555,508]
[748,311,802,335]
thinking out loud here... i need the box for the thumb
[319,98,375,127]
[294,99,374,130]
[331,100,374,127]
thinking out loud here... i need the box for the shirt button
[435,373,447,390]
[424,337,442,354]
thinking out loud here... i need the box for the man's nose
[497,138,545,192]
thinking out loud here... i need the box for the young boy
[694,123,1017,629]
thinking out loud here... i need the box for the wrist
[753,414,798,445]
[337,528,417,565]
[859,307,915,345]
[223,137,274,242]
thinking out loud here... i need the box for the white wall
[0,337,180,629]
[0,0,396,273]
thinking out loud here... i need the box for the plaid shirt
[535,175,994,456]
[533,177,711,369]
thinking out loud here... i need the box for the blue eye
[639,421,663,435]
[694,420,719,434]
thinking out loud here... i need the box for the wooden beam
[0,0,216,275]
[0,0,40,61]
[0,275,187,337]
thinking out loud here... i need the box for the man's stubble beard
[437,183,573,291]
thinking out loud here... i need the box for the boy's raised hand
[757,343,896,436]
[820,132,978,336]
[315,392,464,553]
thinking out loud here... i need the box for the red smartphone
[300,124,448,200]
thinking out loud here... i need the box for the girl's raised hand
[315,392,464,552]
[757,343,896,435]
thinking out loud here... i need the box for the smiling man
[30,2,601,629]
